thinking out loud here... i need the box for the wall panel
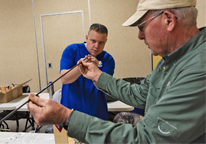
[90,0,151,78]
[42,12,85,91]
[32,0,90,91]
[0,0,38,91]
[0,0,205,92]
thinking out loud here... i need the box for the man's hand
[78,57,102,84]
[85,55,99,67]
[27,93,72,126]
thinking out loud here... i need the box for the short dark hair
[88,23,108,36]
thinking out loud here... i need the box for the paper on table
[4,132,55,144]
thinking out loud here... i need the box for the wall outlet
[48,63,52,68]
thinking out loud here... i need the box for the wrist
[92,70,102,84]
[63,109,73,130]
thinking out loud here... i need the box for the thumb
[28,93,45,107]
[81,59,88,65]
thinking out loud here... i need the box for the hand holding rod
[0,56,89,123]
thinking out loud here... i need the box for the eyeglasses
[137,11,164,32]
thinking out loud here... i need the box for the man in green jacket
[27,0,206,143]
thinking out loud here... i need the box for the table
[0,93,133,112]
[0,93,133,131]
[107,101,134,111]
[0,93,50,111]
[0,132,55,144]
[17,93,49,111]
[0,93,49,132]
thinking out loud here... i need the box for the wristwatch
[63,117,70,130]
[63,110,73,130]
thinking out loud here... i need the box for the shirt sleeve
[101,55,115,76]
[97,72,149,109]
[60,45,75,71]
[67,63,205,143]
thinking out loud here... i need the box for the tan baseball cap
[122,0,196,27]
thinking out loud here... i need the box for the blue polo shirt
[60,42,115,120]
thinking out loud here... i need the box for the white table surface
[0,93,133,112]
[17,93,49,111]
[0,132,55,144]
[0,93,49,111]
[107,101,134,111]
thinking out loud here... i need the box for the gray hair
[150,6,198,27]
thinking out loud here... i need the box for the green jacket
[67,27,206,143]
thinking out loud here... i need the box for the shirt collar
[163,27,206,64]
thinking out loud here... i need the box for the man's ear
[105,39,108,43]
[85,35,88,40]
[163,11,177,32]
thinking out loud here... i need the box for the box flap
[13,79,32,89]
[0,79,32,96]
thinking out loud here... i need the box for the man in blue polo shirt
[60,23,115,120]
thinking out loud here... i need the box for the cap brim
[122,10,148,27]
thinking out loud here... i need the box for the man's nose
[138,30,145,40]
[94,42,99,48]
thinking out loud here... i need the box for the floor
[1,119,47,133]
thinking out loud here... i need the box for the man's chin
[91,54,97,57]
[91,52,99,57]
[151,51,158,56]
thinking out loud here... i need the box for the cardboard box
[53,125,68,144]
[53,125,78,144]
[0,79,32,103]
